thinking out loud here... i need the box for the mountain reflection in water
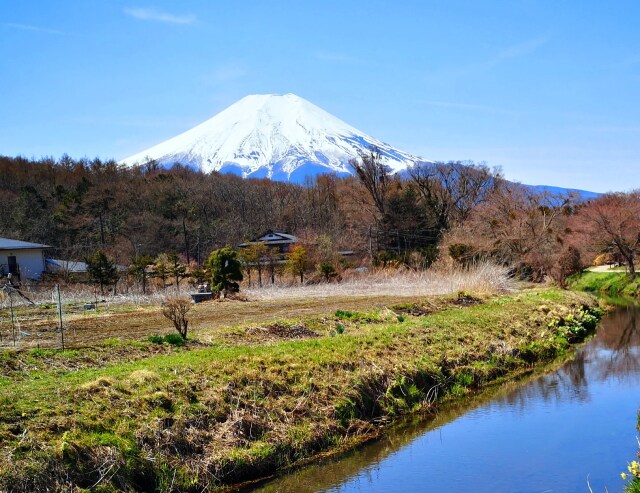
[248,305,640,493]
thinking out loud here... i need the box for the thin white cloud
[426,35,549,81]
[123,7,196,25]
[3,23,65,35]
[489,36,548,65]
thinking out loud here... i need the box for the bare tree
[349,148,392,220]
[573,191,640,278]
[442,183,576,280]
[161,297,191,339]
[407,161,498,230]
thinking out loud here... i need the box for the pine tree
[129,255,154,294]
[167,252,187,292]
[86,250,118,295]
[205,247,243,295]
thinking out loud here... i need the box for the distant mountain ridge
[525,184,600,201]
[121,93,599,199]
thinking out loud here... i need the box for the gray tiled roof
[46,258,87,273]
[0,237,51,250]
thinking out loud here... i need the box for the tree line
[1,153,638,287]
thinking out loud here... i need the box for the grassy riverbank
[569,271,640,297]
[0,289,601,492]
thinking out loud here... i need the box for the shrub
[148,335,164,344]
[334,398,357,427]
[593,253,614,266]
[420,245,439,268]
[163,333,186,346]
[554,246,583,287]
[317,261,337,282]
[448,243,474,265]
[335,309,354,319]
[373,251,399,268]
[161,297,192,339]
[148,333,186,346]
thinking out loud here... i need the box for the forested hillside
[0,155,356,266]
[1,154,635,285]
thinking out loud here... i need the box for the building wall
[0,248,46,280]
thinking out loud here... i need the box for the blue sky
[1,1,639,192]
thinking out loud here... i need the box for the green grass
[0,288,602,492]
[568,271,640,296]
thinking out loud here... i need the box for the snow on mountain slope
[120,93,421,180]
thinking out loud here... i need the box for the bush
[148,335,164,344]
[554,246,583,287]
[161,297,192,339]
[148,333,186,346]
[421,245,439,268]
[373,251,399,268]
[448,243,474,264]
[317,261,337,281]
[163,333,186,346]
[335,309,355,320]
[593,253,614,266]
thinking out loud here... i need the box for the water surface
[250,306,640,493]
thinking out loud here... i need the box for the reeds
[246,262,514,301]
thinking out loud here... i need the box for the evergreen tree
[129,255,154,294]
[167,252,187,292]
[86,250,118,295]
[154,253,170,290]
[205,247,243,294]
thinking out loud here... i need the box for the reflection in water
[249,306,640,493]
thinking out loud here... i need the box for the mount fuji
[120,93,421,181]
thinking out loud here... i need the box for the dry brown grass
[246,262,514,301]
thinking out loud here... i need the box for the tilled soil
[2,294,439,349]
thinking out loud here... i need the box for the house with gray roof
[0,237,51,281]
[238,230,298,255]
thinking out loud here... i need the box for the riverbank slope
[569,271,640,297]
[0,289,601,492]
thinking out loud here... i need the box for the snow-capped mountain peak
[120,93,421,181]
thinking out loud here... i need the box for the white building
[0,237,51,281]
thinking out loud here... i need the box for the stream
[248,305,640,493]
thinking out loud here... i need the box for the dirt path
[586,265,626,273]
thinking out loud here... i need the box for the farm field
[2,293,457,349]
[1,264,513,349]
